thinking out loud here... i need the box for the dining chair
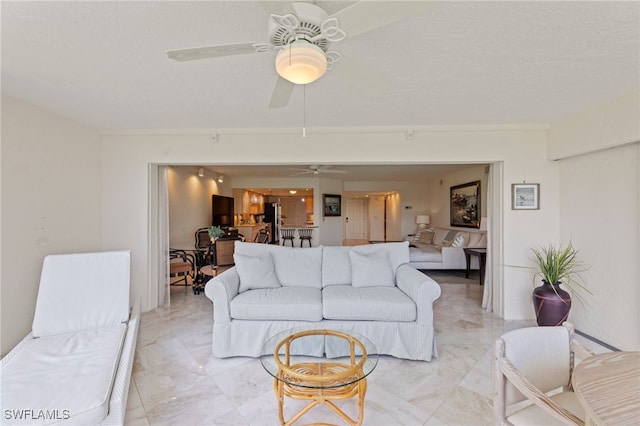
[169,249,195,288]
[253,228,270,244]
[493,322,594,426]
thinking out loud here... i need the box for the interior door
[345,199,366,240]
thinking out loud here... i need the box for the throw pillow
[444,230,458,241]
[468,233,484,247]
[441,240,454,247]
[418,230,434,244]
[349,250,395,288]
[413,230,422,242]
[233,252,281,293]
[451,234,465,247]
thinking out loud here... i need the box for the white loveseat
[204,241,441,361]
[0,251,139,425]
[408,227,486,270]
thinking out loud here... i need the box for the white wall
[167,166,229,249]
[344,180,433,238]
[549,90,640,350]
[559,143,639,350]
[4,92,637,354]
[318,178,344,246]
[427,164,489,229]
[368,196,386,241]
[1,95,103,355]
[2,94,638,349]
[548,90,640,160]
[100,126,557,322]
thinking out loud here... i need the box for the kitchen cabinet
[234,189,264,216]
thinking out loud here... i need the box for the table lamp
[416,215,430,230]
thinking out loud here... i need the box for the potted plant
[531,242,591,326]
[208,225,224,243]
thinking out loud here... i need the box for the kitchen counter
[235,223,271,243]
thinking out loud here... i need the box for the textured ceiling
[2,1,639,132]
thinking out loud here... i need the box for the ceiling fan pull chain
[303,84,307,138]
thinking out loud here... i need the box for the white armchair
[493,323,594,426]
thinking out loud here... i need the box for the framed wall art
[450,181,481,228]
[323,194,342,217]
[512,183,540,210]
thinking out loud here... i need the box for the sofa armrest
[440,246,468,269]
[396,264,442,325]
[204,267,240,324]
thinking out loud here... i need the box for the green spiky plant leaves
[531,242,592,302]
[208,225,224,240]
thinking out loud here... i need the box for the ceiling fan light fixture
[275,40,327,85]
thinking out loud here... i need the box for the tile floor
[124,273,605,426]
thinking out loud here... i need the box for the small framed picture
[512,183,540,210]
[323,194,342,217]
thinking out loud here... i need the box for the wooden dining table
[572,351,640,426]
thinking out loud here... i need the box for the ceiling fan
[288,165,348,177]
[166,1,432,108]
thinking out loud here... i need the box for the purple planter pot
[532,281,572,326]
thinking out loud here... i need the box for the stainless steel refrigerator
[263,202,281,244]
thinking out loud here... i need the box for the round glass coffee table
[260,328,378,426]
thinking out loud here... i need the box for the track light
[197,167,205,177]
[217,175,224,183]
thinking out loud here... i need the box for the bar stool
[298,228,313,247]
[281,228,295,246]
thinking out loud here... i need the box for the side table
[260,328,378,426]
[463,248,486,285]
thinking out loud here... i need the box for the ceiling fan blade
[328,1,434,39]
[321,169,348,174]
[269,76,295,109]
[259,1,294,16]
[166,43,263,62]
[288,171,312,177]
[332,54,391,97]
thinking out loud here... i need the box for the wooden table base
[274,363,367,426]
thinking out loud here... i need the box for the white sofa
[0,251,139,425]
[408,227,486,270]
[204,241,441,361]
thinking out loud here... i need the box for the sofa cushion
[409,245,443,262]
[351,242,409,270]
[32,251,130,338]
[322,286,416,321]
[432,228,450,245]
[234,242,323,289]
[417,230,435,244]
[230,287,323,321]
[1,324,127,425]
[270,246,323,289]
[349,248,395,288]
[442,230,459,246]
[451,233,468,247]
[234,252,281,293]
[321,246,352,287]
